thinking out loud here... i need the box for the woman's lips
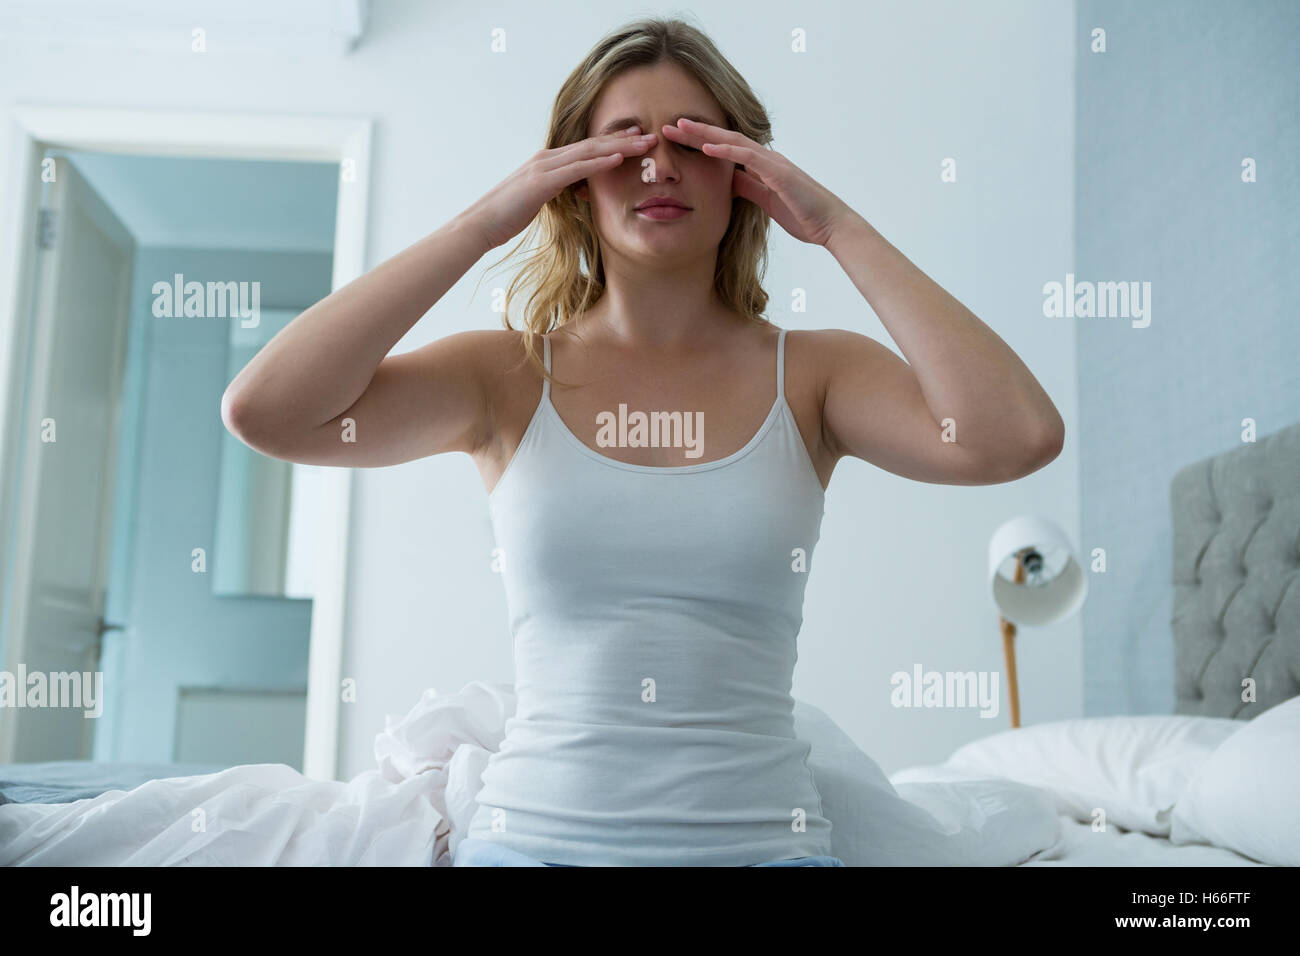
[635,205,690,220]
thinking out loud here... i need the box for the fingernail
[624,125,641,135]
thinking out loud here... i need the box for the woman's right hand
[224,128,663,465]
[462,126,656,250]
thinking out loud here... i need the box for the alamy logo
[595,404,704,459]
[1042,272,1151,328]
[151,272,260,327]
[49,886,151,935]
[0,667,102,717]
[890,664,1000,718]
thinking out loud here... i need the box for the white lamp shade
[987,515,1087,627]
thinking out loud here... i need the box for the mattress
[0,760,229,806]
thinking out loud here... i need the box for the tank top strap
[542,334,552,399]
[776,327,787,402]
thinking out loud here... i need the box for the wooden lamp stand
[997,549,1027,729]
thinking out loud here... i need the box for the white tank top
[467,326,833,865]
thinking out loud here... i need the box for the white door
[0,156,134,762]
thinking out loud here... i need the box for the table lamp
[987,515,1088,728]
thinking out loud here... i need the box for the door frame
[0,106,371,779]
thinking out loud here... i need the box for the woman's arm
[817,212,1065,485]
[221,126,655,467]
[661,118,1063,486]
[220,215,496,467]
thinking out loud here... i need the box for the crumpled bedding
[0,681,1059,866]
[0,683,513,866]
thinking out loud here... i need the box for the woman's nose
[639,136,678,183]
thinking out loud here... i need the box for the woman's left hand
[662,118,853,247]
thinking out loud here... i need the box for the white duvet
[0,683,514,866]
[3,683,1285,866]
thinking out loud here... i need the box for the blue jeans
[454,838,845,866]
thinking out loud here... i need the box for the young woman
[222,18,1064,867]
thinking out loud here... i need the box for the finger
[560,151,639,194]
[658,124,701,150]
[565,152,629,180]
[659,122,712,150]
[699,141,780,179]
[666,117,754,150]
[598,126,653,146]
[541,130,655,173]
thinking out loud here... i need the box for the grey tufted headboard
[1171,421,1300,719]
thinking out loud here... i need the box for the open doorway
[0,109,370,781]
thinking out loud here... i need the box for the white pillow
[793,700,1060,865]
[890,714,1243,835]
[1169,695,1300,866]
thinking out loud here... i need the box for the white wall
[0,0,1077,780]
[1074,0,1300,714]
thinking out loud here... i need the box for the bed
[1017,417,1300,866]
[0,761,228,806]
[1,421,1296,865]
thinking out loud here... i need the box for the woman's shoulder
[780,326,887,365]
[775,326,891,412]
[444,326,538,365]
[429,329,546,408]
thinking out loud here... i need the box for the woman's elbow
[984,419,1064,483]
[221,386,249,436]
[1025,418,1065,472]
[221,386,271,448]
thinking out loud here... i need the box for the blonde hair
[483,16,775,385]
